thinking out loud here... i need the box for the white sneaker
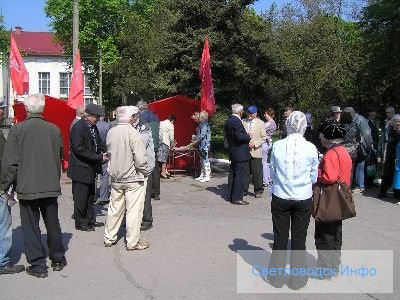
[200,176,210,182]
[195,175,204,181]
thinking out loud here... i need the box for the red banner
[9,34,29,95]
[199,36,216,116]
[67,50,84,109]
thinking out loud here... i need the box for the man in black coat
[1,94,66,278]
[224,103,251,205]
[68,103,108,231]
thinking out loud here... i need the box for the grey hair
[116,106,135,123]
[392,114,400,122]
[231,103,243,115]
[199,111,208,121]
[136,100,148,111]
[343,107,355,114]
[385,106,395,113]
[24,93,45,114]
[76,105,85,117]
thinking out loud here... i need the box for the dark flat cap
[85,103,104,116]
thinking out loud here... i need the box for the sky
[0,0,278,32]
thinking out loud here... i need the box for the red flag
[9,34,29,95]
[67,50,84,109]
[199,36,216,116]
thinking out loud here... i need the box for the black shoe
[141,224,153,231]
[0,263,25,275]
[75,225,95,232]
[90,222,105,228]
[51,257,67,271]
[243,191,248,196]
[26,266,48,278]
[152,194,160,200]
[231,200,249,205]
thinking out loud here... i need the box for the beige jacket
[106,123,149,183]
[242,117,267,158]
[159,119,175,147]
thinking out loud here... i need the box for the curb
[209,158,230,164]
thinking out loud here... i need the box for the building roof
[12,29,64,56]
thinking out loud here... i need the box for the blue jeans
[199,148,209,164]
[356,160,365,189]
[0,194,12,267]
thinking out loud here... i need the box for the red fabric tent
[148,95,200,170]
[13,95,76,171]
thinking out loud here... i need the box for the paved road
[1,162,399,300]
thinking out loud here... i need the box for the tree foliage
[44,0,397,118]
[263,0,364,118]
[0,16,9,63]
[360,0,400,105]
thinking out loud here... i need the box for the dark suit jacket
[224,115,250,162]
[67,118,106,184]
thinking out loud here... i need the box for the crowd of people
[222,103,398,287]
[0,93,399,287]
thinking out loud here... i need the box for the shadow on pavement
[206,184,230,202]
[11,226,73,263]
[362,186,400,204]
[11,226,24,263]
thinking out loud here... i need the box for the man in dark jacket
[68,103,108,232]
[224,103,251,205]
[1,94,66,278]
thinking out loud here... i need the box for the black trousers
[72,181,96,227]
[380,161,400,198]
[268,195,312,287]
[142,173,153,227]
[243,157,264,194]
[314,221,342,269]
[152,151,161,197]
[19,198,65,272]
[227,160,247,202]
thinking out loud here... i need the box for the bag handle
[330,147,342,184]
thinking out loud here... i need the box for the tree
[263,0,364,118]
[45,0,130,107]
[0,16,9,63]
[361,0,400,106]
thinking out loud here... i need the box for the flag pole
[72,0,79,60]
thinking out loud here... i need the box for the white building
[0,27,94,120]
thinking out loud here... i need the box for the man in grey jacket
[343,107,373,192]
[104,106,150,250]
[1,94,66,278]
[96,115,111,204]
[132,106,155,231]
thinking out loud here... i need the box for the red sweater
[318,145,352,186]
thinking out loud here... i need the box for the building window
[38,72,50,95]
[59,72,71,99]
[84,73,93,105]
